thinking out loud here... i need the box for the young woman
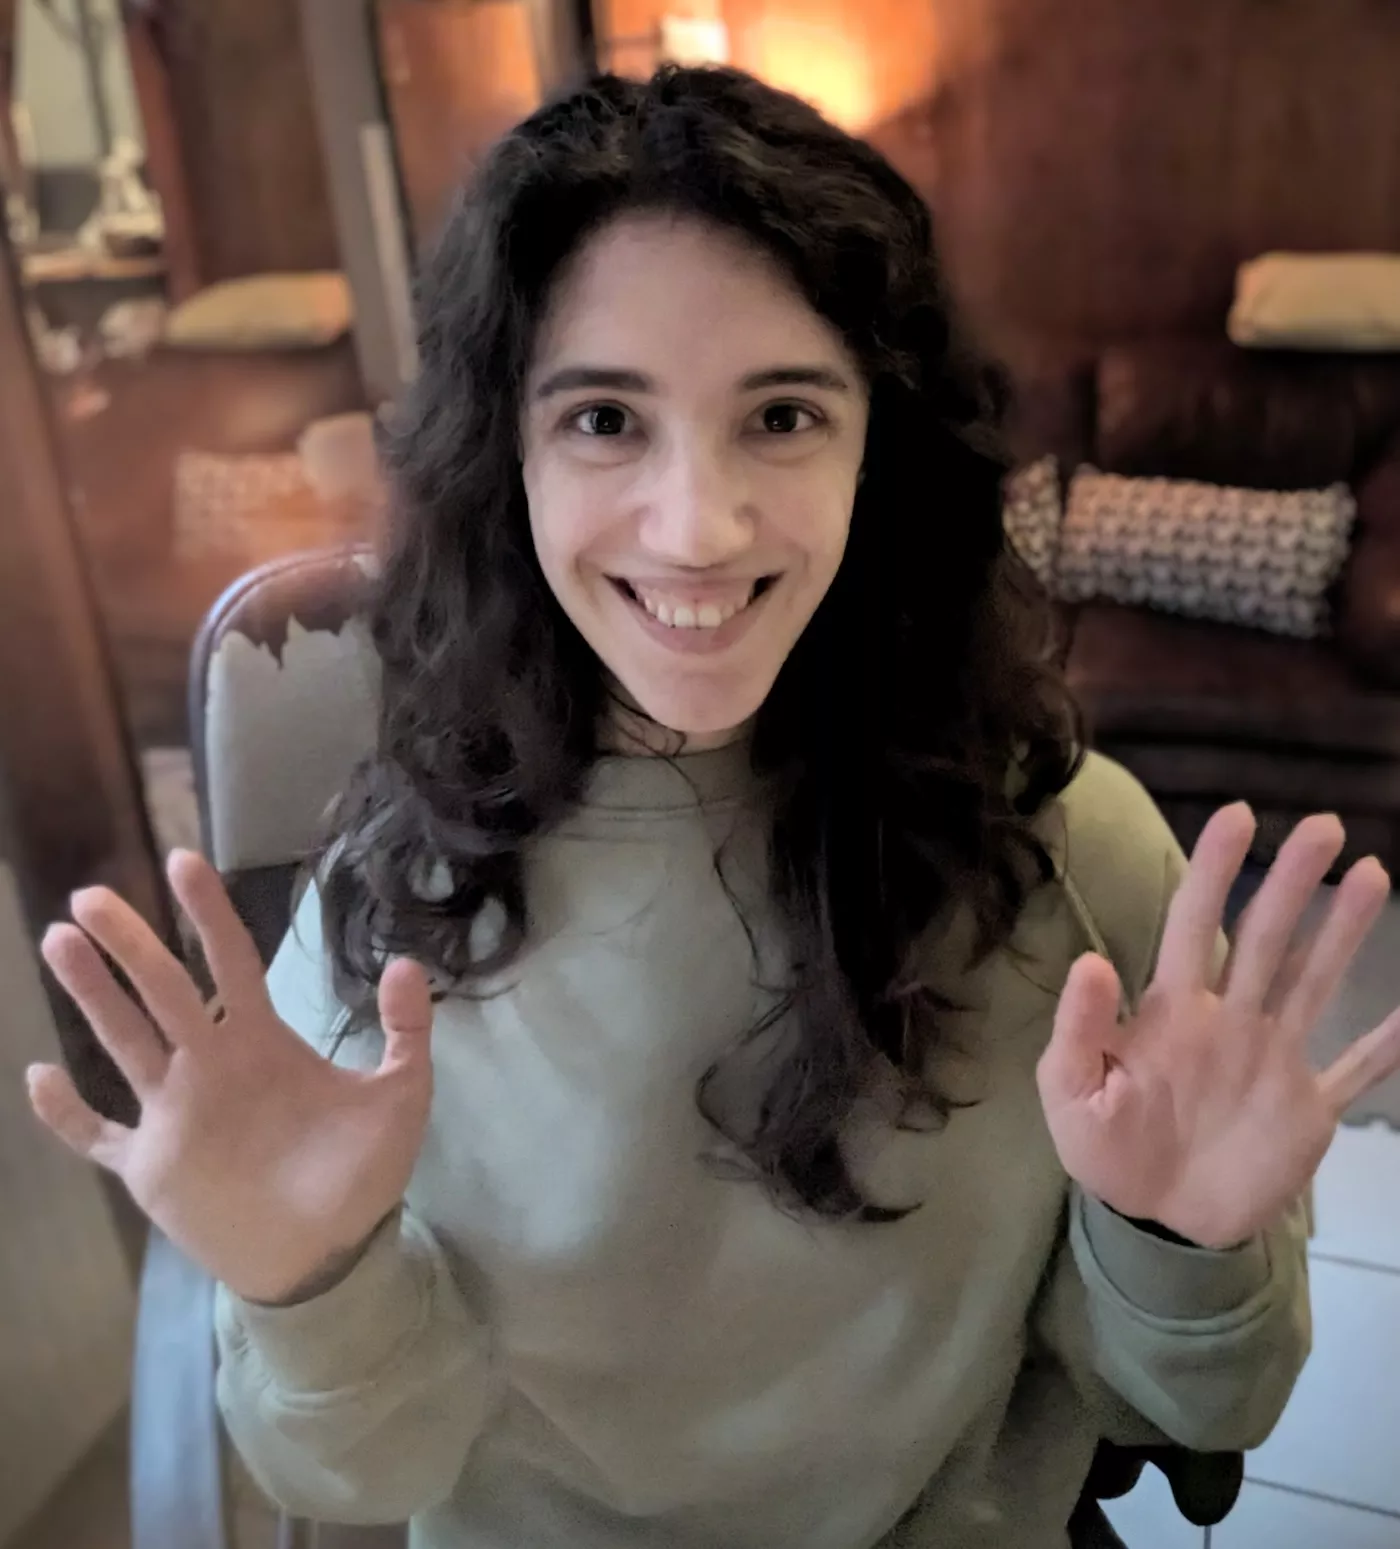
[28,66,1400,1549]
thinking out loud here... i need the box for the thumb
[1037,952,1123,1108]
[375,958,435,1076]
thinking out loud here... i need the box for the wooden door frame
[0,219,172,1126]
[120,1,202,302]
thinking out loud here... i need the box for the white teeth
[630,584,761,629]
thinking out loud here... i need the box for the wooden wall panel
[594,0,935,131]
[725,0,936,132]
[376,0,542,250]
[382,0,933,243]
[377,0,1400,358]
[865,0,1400,349]
[143,0,338,280]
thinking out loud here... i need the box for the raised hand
[27,850,435,1305]
[1037,805,1400,1250]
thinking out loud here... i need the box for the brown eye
[760,402,816,434]
[576,405,629,436]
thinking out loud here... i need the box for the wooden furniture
[121,1,202,302]
[118,0,338,284]
[22,245,166,286]
[0,203,165,1544]
[0,214,171,1116]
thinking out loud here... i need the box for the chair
[130,546,1241,1549]
[132,545,391,1549]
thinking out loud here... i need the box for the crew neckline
[580,740,756,813]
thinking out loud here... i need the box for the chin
[627,669,773,745]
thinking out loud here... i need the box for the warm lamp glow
[750,16,875,131]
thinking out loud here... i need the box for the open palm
[28,850,435,1305]
[1038,806,1400,1250]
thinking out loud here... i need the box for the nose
[636,444,755,570]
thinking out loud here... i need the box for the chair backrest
[179,546,408,1549]
[189,546,380,962]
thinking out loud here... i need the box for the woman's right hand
[27,850,435,1306]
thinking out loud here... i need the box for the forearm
[215,1210,497,1523]
[1040,1186,1311,1453]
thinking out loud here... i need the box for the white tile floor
[1104,1120,1400,1548]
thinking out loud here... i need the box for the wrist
[1105,1205,1200,1248]
[1101,1200,1249,1253]
[239,1216,396,1307]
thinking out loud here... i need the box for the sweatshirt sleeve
[1035,1187,1311,1451]
[214,881,498,1523]
[1033,755,1313,1452]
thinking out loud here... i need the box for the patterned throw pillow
[1003,455,1062,587]
[1055,468,1356,638]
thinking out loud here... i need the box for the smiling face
[520,213,870,749]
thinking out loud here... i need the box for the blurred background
[2,3,1400,1547]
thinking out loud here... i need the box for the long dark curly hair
[316,64,1081,1219]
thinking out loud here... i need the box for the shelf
[22,248,167,285]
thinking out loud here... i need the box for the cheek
[523,458,613,580]
[769,477,856,577]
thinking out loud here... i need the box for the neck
[601,698,749,758]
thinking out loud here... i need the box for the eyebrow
[531,364,853,400]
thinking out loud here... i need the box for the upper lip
[609,575,774,596]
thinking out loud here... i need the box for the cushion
[1228,253,1400,352]
[163,272,353,351]
[1055,467,1356,639]
[194,549,379,877]
[1002,455,1062,586]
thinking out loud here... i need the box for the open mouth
[610,576,777,630]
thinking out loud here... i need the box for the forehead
[528,213,853,381]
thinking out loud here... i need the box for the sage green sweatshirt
[215,749,1310,1549]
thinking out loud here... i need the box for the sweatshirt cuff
[1075,1191,1272,1321]
[216,1211,433,1395]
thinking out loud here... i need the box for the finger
[1153,803,1256,990]
[1223,813,1346,1010]
[375,959,435,1078]
[1037,953,1123,1107]
[41,923,169,1094]
[1263,939,1309,1017]
[1319,1005,1400,1114]
[26,1063,131,1171]
[69,884,211,1047]
[166,849,270,1018]
[1280,855,1390,1036]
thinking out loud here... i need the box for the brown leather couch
[865,0,1400,868]
[1005,337,1400,868]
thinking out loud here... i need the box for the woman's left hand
[1037,804,1400,1250]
